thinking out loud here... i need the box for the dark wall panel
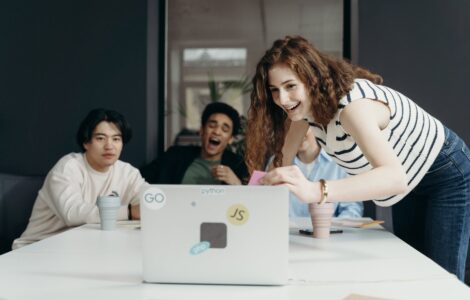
[357,0,470,144]
[0,0,148,175]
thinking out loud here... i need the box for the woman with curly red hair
[246,36,470,281]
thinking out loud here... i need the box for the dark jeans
[393,127,470,281]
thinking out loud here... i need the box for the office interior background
[1,0,469,176]
[1,0,470,279]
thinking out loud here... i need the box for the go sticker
[190,241,211,255]
[226,204,249,225]
[142,187,166,210]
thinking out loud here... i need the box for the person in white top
[13,108,147,249]
[246,36,470,281]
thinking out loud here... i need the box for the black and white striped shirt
[309,79,445,206]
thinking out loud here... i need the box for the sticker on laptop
[141,187,166,210]
[200,187,226,196]
[190,241,211,255]
[200,222,227,248]
[226,204,250,225]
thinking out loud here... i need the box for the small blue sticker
[190,241,211,255]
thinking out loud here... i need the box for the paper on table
[116,220,141,229]
[248,170,267,185]
[343,293,393,300]
[332,219,384,228]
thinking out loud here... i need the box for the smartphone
[299,229,343,235]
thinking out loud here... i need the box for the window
[165,0,344,147]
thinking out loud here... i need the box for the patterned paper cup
[308,202,335,239]
[96,196,121,230]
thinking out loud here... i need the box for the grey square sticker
[200,222,227,248]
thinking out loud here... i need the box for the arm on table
[45,171,99,226]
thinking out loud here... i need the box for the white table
[0,219,469,300]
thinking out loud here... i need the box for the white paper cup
[96,196,121,230]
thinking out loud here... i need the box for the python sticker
[200,187,226,196]
[142,187,166,210]
[190,241,211,255]
[226,204,249,225]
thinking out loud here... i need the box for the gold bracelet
[318,179,328,205]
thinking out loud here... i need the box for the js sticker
[226,204,249,225]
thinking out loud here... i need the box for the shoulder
[339,96,390,137]
[44,153,88,185]
[113,160,141,177]
[338,79,395,118]
[112,160,148,188]
[338,79,395,110]
[50,153,87,175]
[318,149,333,162]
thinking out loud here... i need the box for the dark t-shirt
[140,146,249,185]
[181,158,221,184]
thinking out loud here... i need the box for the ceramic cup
[96,195,121,230]
[308,202,335,239]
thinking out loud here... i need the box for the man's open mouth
[209,137,221,146]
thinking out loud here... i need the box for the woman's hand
[260,165,321,203]
[211,165,242,185]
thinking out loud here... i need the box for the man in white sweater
[12,108,147,249]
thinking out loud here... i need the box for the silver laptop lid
[141,185,289,285]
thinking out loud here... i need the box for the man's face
[83,121,123,172]
[200,113,234,161]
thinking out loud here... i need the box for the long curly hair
[245,36,383,174]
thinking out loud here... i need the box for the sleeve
[43,168,99,226]
[335,201,364,218]
[122,167,149,206]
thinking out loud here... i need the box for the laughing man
[141,102,248,185]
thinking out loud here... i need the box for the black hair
[201,102,241,135]
[76,108,132,152]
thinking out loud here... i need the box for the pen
[299,229,343,236]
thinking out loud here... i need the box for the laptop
[140,184,289,285]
